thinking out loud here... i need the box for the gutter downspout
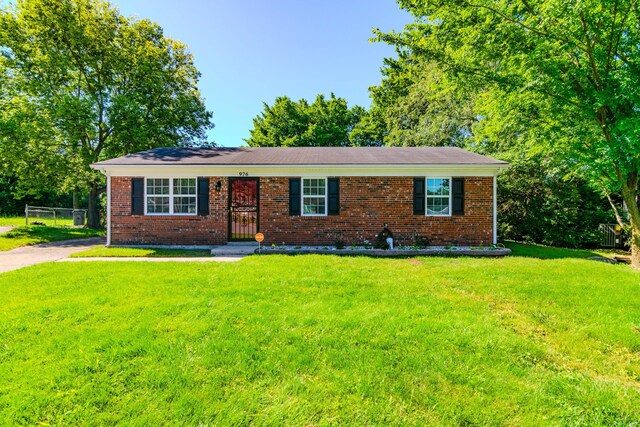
[493,172,498,245]
[97,168,111,246]
[106,174,111,246]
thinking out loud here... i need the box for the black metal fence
[599,223,625,248]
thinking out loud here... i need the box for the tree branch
[579,12,602,91]
[605,190,626,227]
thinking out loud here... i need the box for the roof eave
[91,162,509,177]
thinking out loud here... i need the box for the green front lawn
[505,241,628,259]
[0,215,75,227]
[0,225,104,251]
[0,247,638,425]
[70,246,213,258]
[0,216,25,227]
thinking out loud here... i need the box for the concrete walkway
[0,237,105,274]
[0,226,14,235]
[59,256,244,263]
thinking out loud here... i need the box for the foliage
[498,155,615,248]
[375,0,640,266]
[0,174,78,216]
[245,93,371,147]
[413,235,431,249]
[0,254,639,424]
[0,0,213,228]
[70,246,212,258]
[0,224,103,251]
[355,56,476,147]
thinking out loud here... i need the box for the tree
[497,154,614,248]
[376,0,640,267]
[0,0,213,228]
[360,55,477,147]
[245,93,371,147]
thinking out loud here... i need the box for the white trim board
[92,164,507,177]
[493,175,498,245]
[106,175,111,246]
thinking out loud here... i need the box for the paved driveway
[0,237,105,274]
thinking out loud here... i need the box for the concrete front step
[211,244,258,256]
[224,241,259,246]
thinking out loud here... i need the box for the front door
[229,178,259,241]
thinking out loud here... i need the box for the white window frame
[425,177,452,217]
[301,177,328,217]
[144,177,197,216]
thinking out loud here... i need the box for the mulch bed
[258,246,512,257]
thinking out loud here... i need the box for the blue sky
[110,0,412,147]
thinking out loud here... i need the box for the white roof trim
[92,163,508,177]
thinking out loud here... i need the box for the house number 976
[238,172,248,177]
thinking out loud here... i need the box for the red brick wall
[110,176,228,246]
[109,176,494,246]
[260,176,493,246]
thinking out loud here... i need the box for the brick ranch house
[91,147,508,247]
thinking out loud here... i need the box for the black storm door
[228,178,259,241]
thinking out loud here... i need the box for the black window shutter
[197,177,210,216]
[452,177,464,216]
[131,178,144,215]
[413,178,425,215]
[328,177,340,215]
[289,178,301,216]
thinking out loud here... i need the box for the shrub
[497,155,615,248]
[413,236,430,248]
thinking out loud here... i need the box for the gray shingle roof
[93,147,507,166]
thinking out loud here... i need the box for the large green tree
[376,0,640,267]
[0,0,213,228]
[353,55,476,147]
[245,93,373,147]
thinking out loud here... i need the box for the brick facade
[110,176,229,246]
[109,176,494,246]
[260,176,493,246]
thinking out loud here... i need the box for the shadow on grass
[503,241,626,260]
[0,225,104,251]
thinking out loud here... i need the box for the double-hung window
[146,178,197,215]
[426,178,451,216]
[302,178,327,216]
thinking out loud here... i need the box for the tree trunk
[620,181,640,269]
[73,188,79,210]
[631,226,640,269]
[87,184,101,229]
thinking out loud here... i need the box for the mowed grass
[70,246,213,258]
[0,216,24,227]
[506,241,628,260]
[0,225,104,251]
[0,215,74,227]
[0,250,639,425]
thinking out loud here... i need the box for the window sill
[143,214,199,217]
